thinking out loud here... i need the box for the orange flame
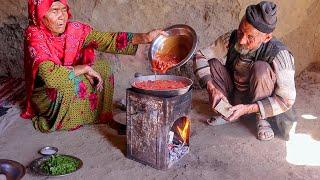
[177,119,190,143]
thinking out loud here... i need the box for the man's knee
[251,61,273,80]
[208,58,223,67]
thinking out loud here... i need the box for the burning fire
[177,119,190,143]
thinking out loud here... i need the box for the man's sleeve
[257,50,296,119]
[193,32,231,88]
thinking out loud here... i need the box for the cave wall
[0,0,319,99]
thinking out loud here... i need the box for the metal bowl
[148,24,198,72]
[0,159,26,180]
[130,75,193,97]
[39,146,58,156]
[29,154,83,177]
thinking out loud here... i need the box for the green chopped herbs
[40,155,80,175]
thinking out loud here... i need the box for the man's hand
[195,51,205,59]
[227,103,259,121]
[206,81,228,110]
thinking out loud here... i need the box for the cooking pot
[130,74,193,97]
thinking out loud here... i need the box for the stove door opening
[168,116,190,166]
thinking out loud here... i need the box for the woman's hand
[74,65,89,76]
[84,74,94,86]
[86,67,103,92]
[146,29,168,43]
[132,29,168,44]
[74,65,103,92]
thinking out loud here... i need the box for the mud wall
[0,0,319,98]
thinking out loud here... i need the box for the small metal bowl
[39,146,58,156]
[148,24,198,72]
[0,159,26,180]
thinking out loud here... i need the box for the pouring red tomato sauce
[151,53,181,73]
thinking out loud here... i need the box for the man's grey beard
[234,42,259,55]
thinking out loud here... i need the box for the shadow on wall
[282,0,320,74]
[0,16,27,78]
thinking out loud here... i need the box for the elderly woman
[21,0,163,133]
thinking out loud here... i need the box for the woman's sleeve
[37,61,74,90]
[83,30,138,55]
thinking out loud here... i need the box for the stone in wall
[0,16,28,78]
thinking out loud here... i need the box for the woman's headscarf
[22,0,95,119]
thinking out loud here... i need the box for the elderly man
[194,1,296,141]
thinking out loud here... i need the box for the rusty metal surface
[127,90,163,166]
[126,89,192,170]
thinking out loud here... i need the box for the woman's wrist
[74,65,90,76]
[132,33,151,44]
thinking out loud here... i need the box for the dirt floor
[1,67,320,180]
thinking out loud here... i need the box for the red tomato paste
[133,79,187,90]
[151,53,181,73]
